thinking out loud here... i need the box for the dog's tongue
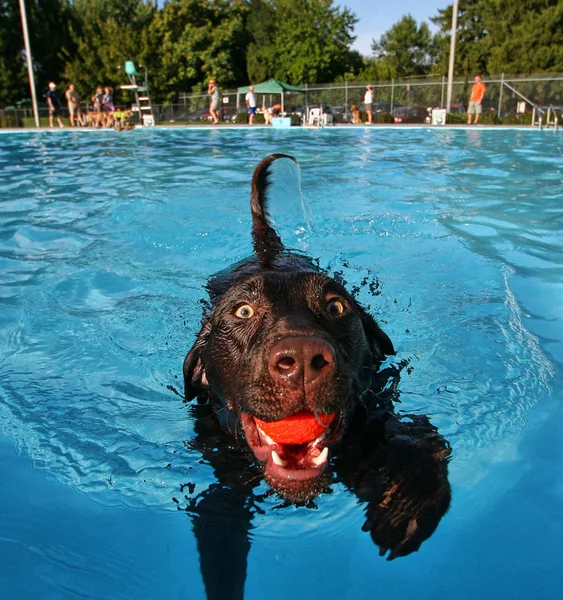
[255,411,335,445]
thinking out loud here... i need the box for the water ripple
[0,128,561,507]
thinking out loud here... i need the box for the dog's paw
[361,430,451,559]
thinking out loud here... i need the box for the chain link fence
[2,73,563,127]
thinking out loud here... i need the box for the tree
[487,1,563,74]
[62,0,156,102]
[244,0,358,85]
[269,0,358,84]
[0,0,74,106]
[147,0,248,102]
[371,15,436,77]
[431,0,491,77]
[245,0,277,82]
[431,0,563,77]
[0,0,26,105]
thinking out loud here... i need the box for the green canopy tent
[237,78,305,114]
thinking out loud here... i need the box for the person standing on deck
[65,83,84,127]
[467,75,487,125]
[364,85,374,124]
[208,79,221,124]
[47,82,64,128]
[245,85,257,125]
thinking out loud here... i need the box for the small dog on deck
[351,104,362,124]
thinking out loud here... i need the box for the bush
[377,112,394,124]
[518,112,533,125]
[290,113,302,126]
[446,112,467,124]
[478,111,500,125]
[501,112,533,126]
[501,113,519,125]
[1,112,22,128]
[254,113,266,125]
[234,112,248,124]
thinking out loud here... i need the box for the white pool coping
[0,123,559,133]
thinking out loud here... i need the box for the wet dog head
[184,155,394,501]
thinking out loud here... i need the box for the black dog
[183,154,451,599]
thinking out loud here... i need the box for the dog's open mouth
[240,411,341,482]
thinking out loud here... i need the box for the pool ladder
[532,105,559,130]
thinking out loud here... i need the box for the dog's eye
[326,298,347,316]
[234,304,255,319]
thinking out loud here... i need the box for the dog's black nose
[269,336,335,386]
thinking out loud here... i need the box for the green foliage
[377,112,394,123]
[354,56,398,82]
[478,111,500,124]
[446,112,467,124]
[268,0,358,84]
[235,111,248,124]
[488,1,563,74]
[0,0,75,106]
[516,111,533,125]
[63,0,156,102]
[372,15,437,77]
[0,110,22,127]
[148,0,248,102]
[432,0,563,77]
[246,0,277,82]
[500,113,519,125]
[290,113,301,125]
[21,116,51,127]
[4,0,563,110]
[254,112,265,124]
[0,0,26,106]
[431,1,490,77]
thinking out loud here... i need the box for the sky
[344,0,450,56]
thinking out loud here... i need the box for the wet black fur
[182,154,451,600]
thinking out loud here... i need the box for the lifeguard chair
[120,61,155,127]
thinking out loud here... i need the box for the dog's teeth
[271,450,287,467]
[312,447,329,466]
[312,432,326,447]
[257,424,276,446]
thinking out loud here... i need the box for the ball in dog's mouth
[240,411,340,488]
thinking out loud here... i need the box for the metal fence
[2,73,563,127]
[172,73,563,123]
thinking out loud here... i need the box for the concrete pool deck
[0,123,554,133]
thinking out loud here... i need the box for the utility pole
[19,0,40,128]
[446,0,459,113]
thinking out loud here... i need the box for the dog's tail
[251,154,297,258]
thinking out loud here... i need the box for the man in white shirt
[245,85,257,125]
[364,85,373,124]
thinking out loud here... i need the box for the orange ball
[255,411,335,445]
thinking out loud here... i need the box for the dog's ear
[183,321,211,400]
[359,307,395,360]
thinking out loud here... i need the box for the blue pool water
[0,127,562,599]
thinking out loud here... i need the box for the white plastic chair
[308,107,322,126]
[308,107,333,126]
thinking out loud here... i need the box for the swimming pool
[0,127,562,599]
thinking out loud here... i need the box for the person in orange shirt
[467,75,486,124]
